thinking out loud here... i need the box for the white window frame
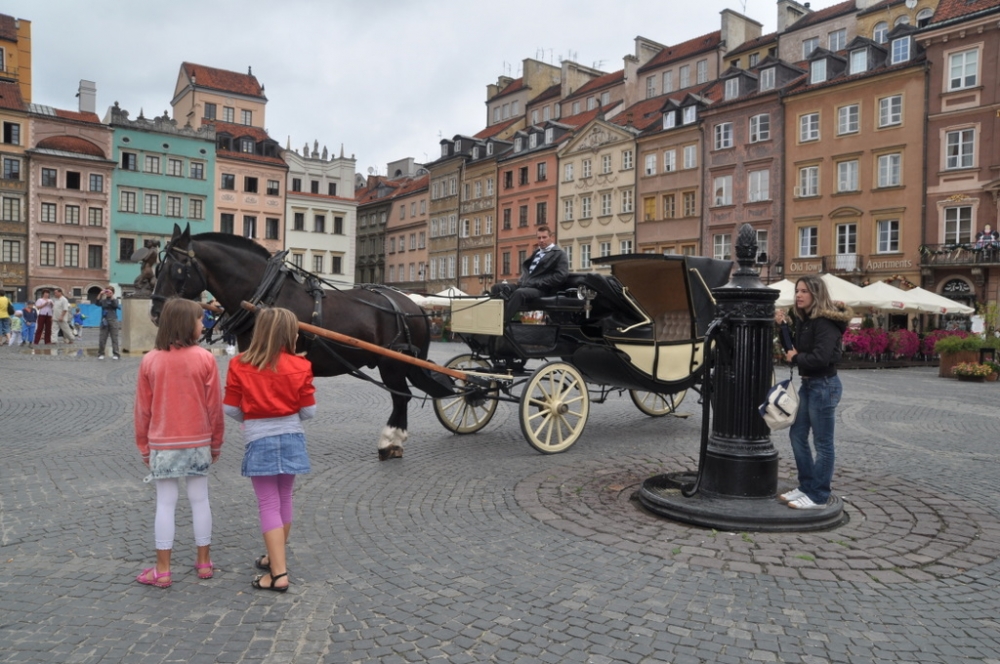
[759,68,775,91]
[873,22,888,44]
[949,49,979,91]
[877,219,900,253]
[800,113,820,142]
[850,49,867,75]
[890,37,910,64]
[724,78,739,100]
[713,175,732,206]
[798,226,818,257]
[838,104,859,135]
[829,28,846,52]
[713,233,732,260]
[683,145,697,170]
[810,59,827,84]
[798,166,819,197]
[644,154,657,176]
[748,170,769,202]
[837,160,859,193]
[749,114,770,143]
[682,106,696,124]
[879,95,902,127]
[714,122,733,150]
[803,37,819,58]
[663,150,676,172]
[946,128,975,170]
[836,223,857,255]
[877,153,901,188]
[563,199,573,221]
[944,206,972,244]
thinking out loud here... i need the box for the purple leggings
[251,474,296,533]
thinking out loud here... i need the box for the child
[20,302,36,346]
[133,298,224,588]
[72,307,86,338]
[8,310,22,346]
[223,307,315,592]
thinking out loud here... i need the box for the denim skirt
[241,433,311,477]
[149,447,212,479]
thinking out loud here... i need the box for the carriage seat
[532,273,593,312]
[602,310,692,342]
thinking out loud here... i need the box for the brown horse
[150,224,445,459]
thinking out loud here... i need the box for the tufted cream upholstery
[655,310,691,342]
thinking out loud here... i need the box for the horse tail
[406,362,456,398]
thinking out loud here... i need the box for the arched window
[873,21,888,43]
[917,8,933,27]
[894,15,911,26]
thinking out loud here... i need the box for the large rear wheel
[519,362,590,454]
[629,389,686,417]
[433,354,499,434]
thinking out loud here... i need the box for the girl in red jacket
[134,298,224,588]
[224,307,315,592]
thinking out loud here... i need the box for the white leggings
[154,476,212,550]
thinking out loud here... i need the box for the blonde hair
[154,298,202,350]
[793,275,835,320]
[240,307,299,371]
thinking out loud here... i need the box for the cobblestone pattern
[1,338,1000,663]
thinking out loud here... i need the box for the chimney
[78,80,97,114]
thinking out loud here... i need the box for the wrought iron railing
[820,254,864,273]
[919,243,1000,266]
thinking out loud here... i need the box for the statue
[131,239,161,294]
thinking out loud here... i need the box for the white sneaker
[788,495,827,510]
[779,488,804,503]
[98,355,105,360]
[226,345,237,355]
[112,355,120,361]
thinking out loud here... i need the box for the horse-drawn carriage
[152,225,731,458]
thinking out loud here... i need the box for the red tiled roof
[182,62,265,99]
[782,0,856,33]
[931,0,1000,23]
[564,69,624,101]
[392,174,429,197]
[638,31,723,74]
[474,116,520,139]
[609,96,671,132]
[553,106,606,130]
[36,136,106,158]
[531,83,562,103]
[203,119,273,142]
[53,109,102,124]
[0,13,18,42]
[0,80,25,111]
[356,177,397,204]
[725,32,778,58]
[491,77,525,100]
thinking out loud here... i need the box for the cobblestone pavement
[2,335,1000,663]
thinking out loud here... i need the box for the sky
[10,0,843,178]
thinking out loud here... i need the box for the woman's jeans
[789,375,842,504]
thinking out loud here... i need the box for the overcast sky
[10,0,840,178]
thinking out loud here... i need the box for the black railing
[820,254,864,273]
[920,243,1000,266]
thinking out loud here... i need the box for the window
[644,154,657,176]
[536,202,547,224]
[724,78,739,100]
[502,208,511,229]
[598,241,611,258]
[946,129,975,169]
[519,167,528,185]
[837,161,859,192]
[3,240,23,264]
[292,178,302,192]
[601,154,612,174]
[748,170,770,202]
[600,193,612,216]
[64,243,79,267]
[713,234,732,260]
[663,194,676,219]
[798,166,819,197]
[877,220,899,253]
[1,197,20,221]
[800,113,819,142]
[3,121,20,145]
[837,223,857,255]
[679,65,690,88]
[42,168,57,187]
[949,49,978,90]
[221,173,235,190]
[643,197,656,221]
[891,37,911,64]
[62,172,81,191]
[189,199,204,219]
[601,92,610,106]
[873,22,888,44]
[803,37,819,58]
[749,114,770,142]
[829,29,846,52]
[121,152,137,171]
[581,196,592,218]
[190,162,204,180]
[622,150,633,170]
[314,215,326,233]
[61,205,79,225]
[3,157,19,180]
[166,158,183,177]
[759,68,775,91]
[713,175,732,206]
[294,212,305,230]
[756,230,769,260]
[240,138,254,154]
[267,180,279,196]
[537,162,547,181]
[621,190,633,213]
[945,206,972,243]
[917,8,933,27]
[582,159,592,178]
[85,174,103,193]
[664,111,676,129]
[241,109,252,125]
[683,145,697,169]
[41,202,57,222]
[663,150,676,172]
[714,122,733,149]
[243,216,257,238]
[120,191,136,212]
[118,237,135,262]
[877,153,901,188]
[166,196,182,217]
[850,49,868,75]
[879,95,902,127]
[749,53,759,67]
[580,243,591,269]
[683,191,696,217]
[810,59,827,84]
[682,106,696,124]
[519,205,528,227]
[203,102,216,119]
[220,213,235,234]
[144,155,160,174]
[798,226,818,257]
[335,216,344,234]
[646,75,656,98]
[40,241,56,266]
[144,193,159,215]
[838,105,859,135]
[564,163,574,181]
[313,255,324,273]
[332,257,342,275]
[244,177,258,193]
[696,59,708,84]
[223,106,235,123]
[88,245,102,270]
[88,207,102,226]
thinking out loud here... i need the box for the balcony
[821,253,864,274]
[920,243,1000,267]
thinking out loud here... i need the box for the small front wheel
[629,390,686,417]
[433,354,499,434]
[519,362,590,454]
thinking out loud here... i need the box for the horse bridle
[152,240,208,304]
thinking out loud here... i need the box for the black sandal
[251,572,288,592]
[255,554,270,572]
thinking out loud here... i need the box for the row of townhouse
[366,0,999,317]
[0,13,357,303]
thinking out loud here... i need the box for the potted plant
[935,334,981,377]
[986,360,1000,382]
[952,362,992,382]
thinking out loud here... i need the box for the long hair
[792,275,835,320]
[154,298,202,350]
[240,307,299,371]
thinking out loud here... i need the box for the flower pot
[987,373,998,382]
[957,374,986,382]
[940,351,979,378]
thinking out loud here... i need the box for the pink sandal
[136,567,172,588]
[195,562,214,579]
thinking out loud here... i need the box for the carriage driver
[491,225,569,322]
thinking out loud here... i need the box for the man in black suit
[492,225,569,321]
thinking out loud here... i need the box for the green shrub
[934,334,983,354]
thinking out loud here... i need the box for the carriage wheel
[433,354,499,435]
[629,390,686,417]
[519,362,590,454]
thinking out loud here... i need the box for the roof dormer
[806,48,846,85]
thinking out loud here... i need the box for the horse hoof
[378,446,403,461]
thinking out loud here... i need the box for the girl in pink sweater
[134,298,224,588]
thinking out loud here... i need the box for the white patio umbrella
[435,286,468,298]
[859,281,926,313]
[905,287,975,315]
[819,273,868,308]
[767,279,796,308]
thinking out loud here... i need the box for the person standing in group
[0,289,11,345]
[52,288,74,344]
[774,276,852,510]
[21,301,36,347]
[96,288,121,360]
[223,307,315,593]
[34,290,54,345]
[8,310,23,346]
[133,298,224,588]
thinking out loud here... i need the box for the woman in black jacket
[774,276,853,509]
